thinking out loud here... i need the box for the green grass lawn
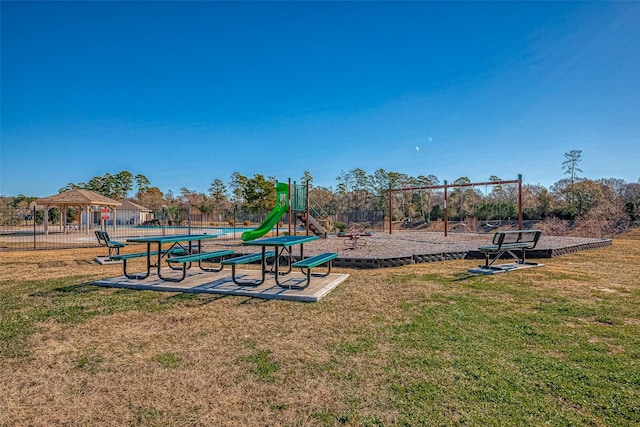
[1,242,639,426]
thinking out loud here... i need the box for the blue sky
[2,1,639,197]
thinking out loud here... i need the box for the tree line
[2,150,639,233]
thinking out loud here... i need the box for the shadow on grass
[165,293,229,305]
[452,272,477,282]
[31,283,101,297]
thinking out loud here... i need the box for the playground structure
[388,175,524,236]
[240,180,329,242]
[289,180,330,238]
[241,182,290,241]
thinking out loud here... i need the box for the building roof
[119,199,152,212]
[34,189,122,207]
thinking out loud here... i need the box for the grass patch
[75,351,104,374]
[0,276,185,359]
[0,244,639,425]
[152,352,183,369]
[238,349,279,381]
[384,275,640,426]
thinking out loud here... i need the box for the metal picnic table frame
[123,234,220,281]
[241,234,320,287]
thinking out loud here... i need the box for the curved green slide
[241,182,289,241]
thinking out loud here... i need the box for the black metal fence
[0,204,389,251]
[0,206,261,251]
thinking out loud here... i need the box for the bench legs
[197,259,224,273]
[122,258,151,280]
[484,249,532,268]
[229,264,266,286]
[228,248,268,287]
[276,261,333,290]
[161,255,227,283]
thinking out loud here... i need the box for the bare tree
[562,150,583,184]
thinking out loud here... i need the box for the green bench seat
[285,252,339,289]
[292,252,338,269]
[163,249,234,280]
[109,247,186,261]
[166,250,234,265]
[221,252,275,266]
[110,250,162,261]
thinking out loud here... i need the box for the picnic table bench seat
[286,252,339,289]
[220,252,276,286]
[109,247,186,261]
[165,249,234,275]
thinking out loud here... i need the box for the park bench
[221,252,276,286]
[164,250,234,280]
[475,229,542,272]
[95,230,126,256]
[287,252,339,289]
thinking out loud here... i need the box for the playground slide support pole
[288,178,292,236]
[305,180,310,236]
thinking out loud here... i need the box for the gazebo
[33,189,122,235]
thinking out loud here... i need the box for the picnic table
[234,234,320,287]
[113,234,221,282]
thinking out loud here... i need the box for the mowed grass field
[1,231,639,426]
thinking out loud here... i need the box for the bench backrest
[95,230,111,246]
[492,230,542,248]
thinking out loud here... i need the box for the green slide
[241,182,289,241]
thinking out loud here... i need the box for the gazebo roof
[35,189,122,207]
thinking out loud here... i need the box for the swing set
[388,175,524,236]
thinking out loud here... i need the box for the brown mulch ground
[204,231,609,259]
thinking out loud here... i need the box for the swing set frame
[388,175,524,236]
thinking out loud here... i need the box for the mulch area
[203,231,612,268]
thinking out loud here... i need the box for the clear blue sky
[2,1,639,198]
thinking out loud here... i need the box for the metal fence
[1,204,389,251]
[334,209,386,231]
[0,206,265,251]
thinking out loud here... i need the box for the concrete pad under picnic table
[93,268,350,302]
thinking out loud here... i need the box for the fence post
[33,206,36,250]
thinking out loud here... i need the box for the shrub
[537,217,570,236]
